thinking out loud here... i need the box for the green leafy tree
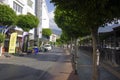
[0,4,17,54]
[51,0,120,80]
[16,13,39,52]
[17,13,39,31]
[0,4,17,26]
[42,28,52,39]
[56,38,62,46]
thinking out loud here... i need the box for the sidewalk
[77,49,120,80]
[51,49,80,80]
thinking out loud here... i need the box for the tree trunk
[91,27,99,80]
[74,38,78,74]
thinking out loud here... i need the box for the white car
[44,44,52,51]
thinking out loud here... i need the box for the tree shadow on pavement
[21,52,71,62]
[0,63,53,80]
[67,71,79,80]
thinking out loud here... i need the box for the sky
[45,0,61,30]
[46,0,55,12]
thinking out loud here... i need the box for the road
[0,47,73,80]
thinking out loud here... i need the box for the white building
[0,0,35,15]
[0,0,49,40]
[49,34,59,42]
[0,0,36,38]
[36,0,50,38]
[42,0,49,29]
[0,0,36,55]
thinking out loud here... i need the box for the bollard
[96,49,100,66]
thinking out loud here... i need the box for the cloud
[48,10,61,30]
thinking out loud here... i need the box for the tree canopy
[50,0,120,80]
[54,6,90,39]
[51,0,120,29]
[42,28,52,39]
[16,13,39,31]
[0,4,17,26]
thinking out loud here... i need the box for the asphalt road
[0,47,69,80]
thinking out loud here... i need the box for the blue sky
[45,0,61,30]
[46,0,55,12]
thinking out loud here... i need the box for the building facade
[42,0,49,29]
[0,0,35,15]
[35,0,49,39]
[0,0,36,53]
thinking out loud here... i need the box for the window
[13,1,23,14]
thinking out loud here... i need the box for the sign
[8,32,17,53]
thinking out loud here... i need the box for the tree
[54,7,90,39]
[42,28,52,39]
[0,4,17,27]
[0,4,17,34]
[0,4,17,55]
[17,13,39,31]
[16,13,39,52]
[50,0,120,80]
[54,7,91,74]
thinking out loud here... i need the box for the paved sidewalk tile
[77,49,120,80]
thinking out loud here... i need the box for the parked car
[43,44,52,51]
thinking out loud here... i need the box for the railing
[79,46,120,65]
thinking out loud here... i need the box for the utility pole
[35,0,42,47]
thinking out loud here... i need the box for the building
[35,0,49,39]
[49,34,57,42]
[41,0,49,29]
[0,0,35,15]
[0,0,36,53]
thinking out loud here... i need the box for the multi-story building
[0,0,36,53]
[42,0,49,29]
[0,0,50,53]
[35,0,49,39]
[0,0,35,15]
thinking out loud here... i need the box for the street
[0,47,120,80]
[0,47,78,80]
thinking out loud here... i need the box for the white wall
[1,0,35,40]
[50,34,57,42]
[0,0,35,15]
[36,0,50,38]
[42,0,49,29]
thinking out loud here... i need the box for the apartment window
[27,0,33,8]
[13,1,23,14]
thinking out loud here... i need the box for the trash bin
[33,47,39,54]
